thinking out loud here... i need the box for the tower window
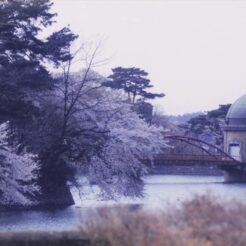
[229,143,241,161]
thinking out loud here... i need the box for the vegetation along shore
[0,195,245,246]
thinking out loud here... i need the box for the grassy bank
[81,195,246,246]
[0,195,246,246]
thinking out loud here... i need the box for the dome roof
[226,94,246,126]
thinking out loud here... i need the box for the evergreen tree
[0,0,77,121]
[104,67,165,104]
[0,0,77,206]
[132,101,153,123]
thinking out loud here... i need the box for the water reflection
[0,206,82,231]
[143,175,246,208]
[1,175,246,231]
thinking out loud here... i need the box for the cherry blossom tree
[88,101,167,198]
[53,69,168,198]
[0,122,40,206]
[35,44,168,200]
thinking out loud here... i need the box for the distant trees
[185,104,231,146]
[168,112,203,124]
[161,104,231,156]
[175,104,231,151]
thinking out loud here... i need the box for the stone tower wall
[224,131,246,162]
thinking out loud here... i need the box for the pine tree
[0,0,77,121]
[105,67,165,104]
[0,0,77,206]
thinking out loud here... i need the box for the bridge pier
[224,170,246,182]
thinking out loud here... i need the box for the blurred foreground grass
[0,195,246,246]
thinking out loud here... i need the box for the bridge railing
[153,154,238,164]
[164,135,240,164]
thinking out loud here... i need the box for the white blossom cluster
[0,122,40,206]
[62,74,168,198]
[87,101,167,198]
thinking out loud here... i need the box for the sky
[52,0,246,115]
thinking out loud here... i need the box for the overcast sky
[52,0,246,115]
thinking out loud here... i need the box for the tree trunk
[38,154,75,207]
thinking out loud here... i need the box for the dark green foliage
[45,27,78,64]
[182,104,231,147]
[0,0,77,121]
[0,0,78,205]
[207,104,231,118]
[187,104,231,134]
[132,101,153,123]
[104,67,165,104]
[187,114,208,135]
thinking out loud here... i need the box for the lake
[1,175,246,232]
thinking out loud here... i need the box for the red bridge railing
[154,154,237,164]
[154,135,241,165]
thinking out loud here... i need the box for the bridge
[152,135,246,181]
[155,154,237,165]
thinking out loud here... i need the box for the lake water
[1,175,246,232]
